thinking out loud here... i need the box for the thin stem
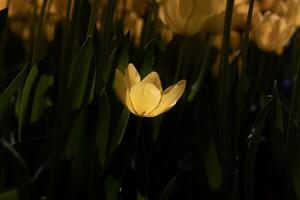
[218,0,235,199]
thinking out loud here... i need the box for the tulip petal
[125,89,137,114]
[0,0,8,10]
[162,0,187,34]
[148,80,186,117]
[178,0,194,20]
[114,69,128,104]
[129,82,162,116]
[125,63,140,87]
[141,72,163,92]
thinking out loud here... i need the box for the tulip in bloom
[114,64,186,117]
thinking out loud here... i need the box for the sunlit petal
[129,82,162,116]
[125,89,137,114]
[125,63,140,87]
[0,0,8,10]
[114,69,128,104]
[148,80,186,117]
[141,71,163,92]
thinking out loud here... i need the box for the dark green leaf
[117,33,130,73]
[104,176,121,200]
[205,138,222,191]
[65,110,88,158]
[103,32,130,85]
[188,36,211,102]
[30,74,53,122]
[0,139,30,200]
[107,108,130,158]
[0,64,28,123]
[140,41,155,78]
[244,96,273,200]
[0,189,18,200]
[68,37,94,110]
[18,65,38,140]
[95,89,110,166]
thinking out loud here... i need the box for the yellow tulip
[251,11,295,54]
[158,0,227,35]
[114,64,186,117]
[0,0,8,10]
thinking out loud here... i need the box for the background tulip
[158,0,227,35]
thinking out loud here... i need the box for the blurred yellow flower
[114,64,186,117]
[0,0,8,10]
[251,11,295,54]
[158,0,227,35]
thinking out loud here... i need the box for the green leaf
[104,176,122,200]
[140,3,157,47]
[100,0,117,56]
[205,138,222,191]
[68,37,94,110]
[103,32,130,85]
[95,89,110,166]
[86,0,100,37]
[19,65,39,140]
[65,109,88,159]
[270,82,284,153]
[0,64,28,123]
[152,116,163,142]
[0,189,18,200]
[0,139,30,200]
[117,33,130,73]
[107,108,130,158]
[30,74,53,122]
[244,96,273,200]
[140,41,155,78]
[288,49,300,133]
[188,35,211,102]
[96,0,117,89]
[159,169,189,200]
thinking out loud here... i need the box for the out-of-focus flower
[159,26,174,43]
[158,0,227,35]
[123,12,144,46]
[7,0,68,42]
[0,0,8,10]
[251,11,295,54]
[252,0,300,54]
[158,0,253,35]
[276,0,300,28]
[114,63,186,117]
[258,0,278,11]
[212,30,242,51]
[211,50,241,79]
[125,0,148,17]
[9,0,67,18]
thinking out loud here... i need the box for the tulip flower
[0,0,8,10]
[158,0,251,35]
[114,64,186,117]
[158,0,227,35]
[251,11,295,54]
